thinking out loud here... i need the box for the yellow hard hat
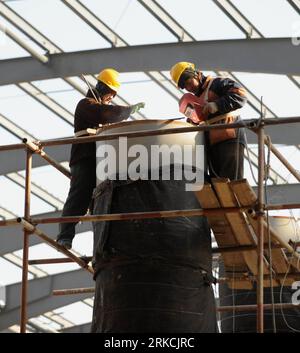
[170,62,195,86]
[97,68,121,92]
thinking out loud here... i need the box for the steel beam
[216,71,277,117]
[5,173,64,210]
[0,206,16,220]
[62,0,126,46]
[287,0,300,14]
[0,1,61,54]
[245,125,300,145]
[63,1,179,112]
[245,148,286,185]
[0,23,48,64]
[253,183,300,206]
[1,38,299,85]
[60,322,91,333]
[0,269,93,331]
[138,0,194,41]
[214,1,300,99]
[0,113,36,141]
[213,0,262,38]
[17,82,74,126]
[0,210,92,256]
[0,144,70,175]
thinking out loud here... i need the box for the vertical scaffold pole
[257,111,265,333]
[20,149,32,333]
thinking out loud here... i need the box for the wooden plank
[231,179,294,286]
[289,256,300,271]
[226,279,253,290]
[195,183,248,273]
[212,178,266,276]
[248,218,293,285]
[230,179,257,205]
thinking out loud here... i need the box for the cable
[113,0,132,31]
[244,126,259,185]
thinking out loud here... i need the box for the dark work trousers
[208,141,244,180]
[57,158,96,242]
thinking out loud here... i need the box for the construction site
[0,0,300,334]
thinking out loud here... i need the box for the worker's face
[101,92,115,105]
[184,77,200,94]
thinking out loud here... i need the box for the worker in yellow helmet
[170,61,247,181]
[57,68,145,250]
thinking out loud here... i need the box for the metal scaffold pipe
[28,256,92,265]
[0,23,49,64]
[18,219,94,275]
[257,119,265,333]
[217,303,298,312]
[23,139,71,179]
[53,287,95,296]
[33,116,300,148]
[1,202,299,228]
[20,149,32,333]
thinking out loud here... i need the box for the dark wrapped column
[91,176,217,333]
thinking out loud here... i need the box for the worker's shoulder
[77,96,98,106]
[75,97,99,112]
[211,76,241,89]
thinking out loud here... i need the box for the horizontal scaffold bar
[1,116,300,152]
[36,116,300,148]
[1,203,300,228]
[217,303,298,312]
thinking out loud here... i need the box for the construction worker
[170,62,247,181]
[56,68,145,250]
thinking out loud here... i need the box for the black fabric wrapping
[91,174,217,333]
[91,263,216,333]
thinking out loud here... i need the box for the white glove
[202,102,218,115]
[131,102,145,114]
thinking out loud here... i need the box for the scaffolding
[0,116,300,333]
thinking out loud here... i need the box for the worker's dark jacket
[196,74,247,147]
[70,90,132,166]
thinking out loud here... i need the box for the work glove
[131,102,145,114]
[202,102,218,115]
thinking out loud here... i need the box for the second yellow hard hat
[170,62,195,86]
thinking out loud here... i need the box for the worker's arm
[210,77,247,115]
[77,98,132,127]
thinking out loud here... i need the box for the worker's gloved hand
[131,102,145,114]
[202,102,218,115]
